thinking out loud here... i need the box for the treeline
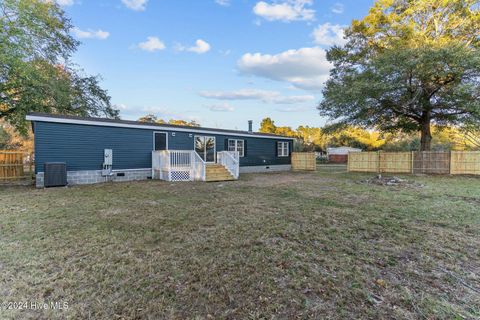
[137,114,200,127]
[258,118,479,152]
[0,120,33,151]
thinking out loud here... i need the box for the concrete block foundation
[36,169,151,188]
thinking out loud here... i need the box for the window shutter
[275,141,279,157]
[224,139,229,151]
[289,141,292,156]
[243,140,247,157]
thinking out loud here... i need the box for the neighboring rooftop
[26,113,294,139]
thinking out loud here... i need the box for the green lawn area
[0,171,479,319]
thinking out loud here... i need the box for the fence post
[411,151,414,174]
[377,151,380,173]
[347,152,350,172]
[29,152,33,182]
[449,150,453,175]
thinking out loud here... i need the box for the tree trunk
[420,116,432,151]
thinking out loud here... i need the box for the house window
[228,139,245,157]
[277,141,289,157]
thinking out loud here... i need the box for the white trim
[112,168,151,172]
[277,141,289,157]
[153,131,168,150]
[228,139,245,157]
[37,168,152,174]
[26,115,295,140]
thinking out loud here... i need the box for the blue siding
[34,121,292,172]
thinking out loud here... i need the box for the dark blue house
[27,113,294,187]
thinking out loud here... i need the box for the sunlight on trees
[318,0,480,151]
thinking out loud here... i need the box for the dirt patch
[360,175,425,188]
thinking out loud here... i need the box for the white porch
[152,150,240,182]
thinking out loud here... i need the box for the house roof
[26,113,295,140]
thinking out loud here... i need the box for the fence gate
[413,151,450,174]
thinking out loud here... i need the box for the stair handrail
[192,150,206,181]
[218,151,239,179]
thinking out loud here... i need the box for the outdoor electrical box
[102,149,113,176]
[104,149,113,166]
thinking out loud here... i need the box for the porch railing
[152,150,239,182]
[152,150,199,182]
[192,151,206,181]
[217,151,240,179]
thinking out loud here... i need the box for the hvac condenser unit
[44,162,67,187]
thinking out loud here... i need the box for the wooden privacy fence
[413,151,450,174]
[348,151,480,175]
[0,151,31,180]
[451,151,480,175]
[291,152,316,171]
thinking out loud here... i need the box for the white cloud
[237,47,331,91]
[188,39,211,54]
[206,103,235,112]
[277,105,311,112]
[199,89,315,104]
[122,0,147,11]
[331,2,344,14]
[73,28,110,40]
[138,37,166,52]
[253,0,315,22]
[311,23,347,47]
[215,0,231,6]
[176,39,211,54]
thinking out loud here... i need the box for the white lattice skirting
[169,169,191,181]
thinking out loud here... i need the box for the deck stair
[205,164,235,182]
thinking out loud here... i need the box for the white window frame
[227,139,245,157]
[277,141,289,157]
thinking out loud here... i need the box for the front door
[195,136,216,162]
[154,132,167,150]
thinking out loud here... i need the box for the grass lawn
[0,171,479,319]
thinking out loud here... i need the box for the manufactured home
[27,113,293,187]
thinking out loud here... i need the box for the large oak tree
[1,0,119,134]
[318,0,480,150]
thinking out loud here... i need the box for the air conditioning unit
[44,162,67,187]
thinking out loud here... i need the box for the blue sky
[61,0,374,131]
